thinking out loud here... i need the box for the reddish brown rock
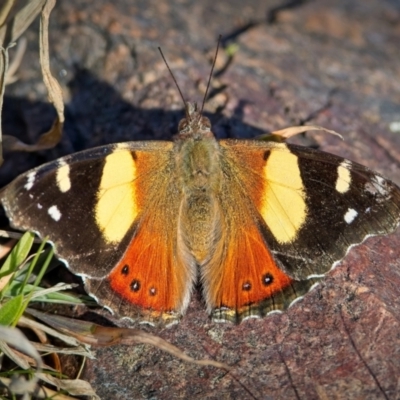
[2,0,400,398]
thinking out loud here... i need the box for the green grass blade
[18,236,48,294]
[0,294,24,326]
[0,232,34,279]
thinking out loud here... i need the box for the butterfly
[1,97,400,326]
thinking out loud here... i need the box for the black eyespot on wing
[121,265,129,275]
[262,273,273,286]
[130,279,141,292]
[242,281,252,291]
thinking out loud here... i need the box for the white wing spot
[37,203,43,209]
[48,205,61,221]
[373,175,388,196]
[344,208,358,224]
[24,171,36,191]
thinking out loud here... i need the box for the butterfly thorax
[174,103,222,264]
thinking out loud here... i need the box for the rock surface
[2,0,400,398]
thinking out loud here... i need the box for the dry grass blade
[0,43,11,164]
[118,328,231,370]
[0,326,43,396]
[29,309,231,371]
[0,237,38,291]
[20,314,91,349]
[4,345,54,371]
[0,0,15,27]
[37,373,100,399]
[37,0,64,141]
[0,239,16,261]
[40,0,64,121]
[19,318,93,359]
[5,36,27,84]
[31,342,93,358]
[1,0,65,153]
[0,0,46,46]
[0,229,45,242]
[274,125,343,139]
[2,132,62,151]
[0,377,79,400]
[260,125,344,141]
[0,340,30,369]
[0,327,43,369]
[26,283,79,301]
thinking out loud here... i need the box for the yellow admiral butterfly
[1,41,400,326]
[1,98,399,326]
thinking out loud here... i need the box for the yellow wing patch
[261,147,307,244]
[95,148,138,243]
[56,161,71,193]
[335,160,352,193]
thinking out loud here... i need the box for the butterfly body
[1,102,400,325]
[174,107,222,267]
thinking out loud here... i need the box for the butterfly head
[176,102,213,140]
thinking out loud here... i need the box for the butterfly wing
[1,142,194,325]
[202,139,400,322]
[275,143,400,277]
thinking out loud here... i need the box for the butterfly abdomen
[176,136,223,265]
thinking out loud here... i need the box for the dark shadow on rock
[1,67,266,187]
[1,96,58,187]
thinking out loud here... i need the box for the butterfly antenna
[158,47,189,118]
[200,35,221,116]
